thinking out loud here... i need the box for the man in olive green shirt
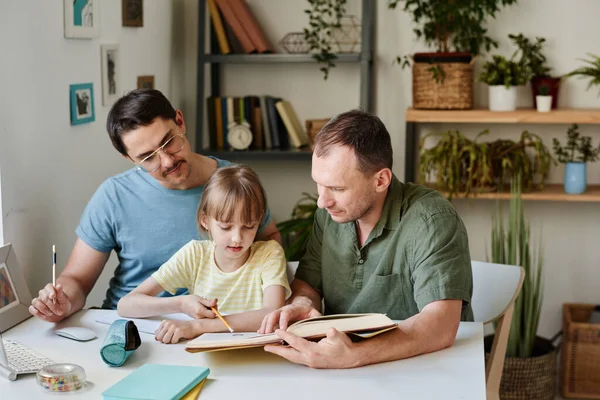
[260,109,473,369]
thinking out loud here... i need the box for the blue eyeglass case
[100,319,142,367]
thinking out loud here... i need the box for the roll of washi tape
[36,363,86,393]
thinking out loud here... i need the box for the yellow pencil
[211,307,234,333]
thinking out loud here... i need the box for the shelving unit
[195,0,376,159]
[201,147,313,160]
[405,108,600,201]
[426,184,600,202]
[406,108,600,124]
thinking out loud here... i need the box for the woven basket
[412,61,474,110]
[484,335,557,400]
[561,303,600,399]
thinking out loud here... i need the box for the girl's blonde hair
[197,165,267,233]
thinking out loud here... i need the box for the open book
[185,313,398,353]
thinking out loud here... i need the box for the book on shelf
[211,0,273,55]
[248,96,263,149]
[207,0,230,54]
[306,118,331,143]
[275,100,311,148]
[265,96,289,149]
[259,96,272,149]
[214,0,256,53]
[229,0,274,53]
[206,97,218,150]
[219,5,245,54]
[205,95,318,152]
[185,313,398,353]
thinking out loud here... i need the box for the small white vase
[489,85,517,112]
[536,95,552,112]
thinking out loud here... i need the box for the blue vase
[564,162,587,194]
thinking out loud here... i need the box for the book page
[290,314,396,337]
[193,332,266,342]
[186,313,397,350]
[187,331,279,348]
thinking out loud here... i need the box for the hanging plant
[303,0,348,80]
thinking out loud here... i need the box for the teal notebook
[102,364,210,400]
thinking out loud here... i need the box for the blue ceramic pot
[564,162,587,194]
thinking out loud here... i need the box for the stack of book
[208,0,273,54]
[102,364,210,400]
[205,95,312,151]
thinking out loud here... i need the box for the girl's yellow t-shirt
[152,240,291,315]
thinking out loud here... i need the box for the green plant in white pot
[552,124,600,194]
[535,83,552,112]
[480,55,530,111]
[509,33,561,110]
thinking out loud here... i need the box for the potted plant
[479,55,531,111]
[486,177,557,400]
[419,129,554,199]
[419,130,494,199]
[276,192,318,261]
[509,33,562,109]
[535,83,552,112]
[389,0,518,110]
[552,124,600,194]
[564,53,600,95]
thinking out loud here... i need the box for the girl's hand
[155,320,204,344]
[179,295,218,319]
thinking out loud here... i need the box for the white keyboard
[3,340,55,374]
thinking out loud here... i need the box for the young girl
[117,165,291,344]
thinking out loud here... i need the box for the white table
[1,310,486,399]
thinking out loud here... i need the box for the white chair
[286,261,299,284]
[471,260,524,400]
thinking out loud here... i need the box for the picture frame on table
[69,83,95,125]
[0,243,33,333]
[137,75,155,90]
[64,0,100,39]
[122,0,143,27]
[101,44,120,106]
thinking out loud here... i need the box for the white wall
[2,0,600,339]
[0,166,3,246]
[0,1,175,306]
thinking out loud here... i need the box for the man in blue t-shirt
[28,89,281,323]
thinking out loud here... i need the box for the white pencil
[52,245,56,303]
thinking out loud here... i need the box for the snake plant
[489,177,544,358]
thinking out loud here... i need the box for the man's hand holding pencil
[28,283,73,323]
[28,244,73,323]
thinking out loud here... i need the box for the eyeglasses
[137,133,186,172]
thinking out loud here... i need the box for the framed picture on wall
[101,44,120,106]
[64,0,100,39]
[122,0,143,27]
[137,75,155,90]
[69,83,95,125]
